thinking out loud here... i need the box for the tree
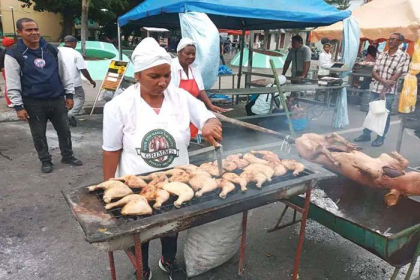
[81,0,90,56]
[18,0,142,41]
[324,0,350,10]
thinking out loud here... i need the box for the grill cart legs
[108,252,117,280]
[238,211,248,275]
[267,185,312,280]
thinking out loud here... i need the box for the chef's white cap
[132,37,172,73]
[176,38,196,53]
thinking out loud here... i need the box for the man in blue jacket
[5,18,82,173]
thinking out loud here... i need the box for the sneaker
[159,258,188,280]
[372,136,384,147]
[68,116,77,127]
[134,269,152,280]
[41,161,53,173]
[61,156,83,166]
[354,134,371,142]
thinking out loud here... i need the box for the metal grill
[91,169,313,224]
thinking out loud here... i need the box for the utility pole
[81,0,90,56]
[9,6,16,40]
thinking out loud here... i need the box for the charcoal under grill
[63,147,335,280]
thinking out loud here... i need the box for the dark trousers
[23,96,74,162]
[362,92,395,138]
[220,54,226,65]
[131,233,178,272]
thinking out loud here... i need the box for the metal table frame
[63,149,334,280]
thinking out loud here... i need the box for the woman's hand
[202,118,222,144]
[209,104,229,113]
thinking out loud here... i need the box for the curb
[0,105,105,122]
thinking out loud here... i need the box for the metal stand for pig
[272,175,420,280]
[63,149,334,280]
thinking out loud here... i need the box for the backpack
[6,43,58,72]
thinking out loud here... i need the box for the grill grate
[92,169,313,225]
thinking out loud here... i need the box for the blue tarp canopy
[118,0,351,29]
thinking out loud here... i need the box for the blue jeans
[363,92,395,138]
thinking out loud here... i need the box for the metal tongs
[213,141,224,176]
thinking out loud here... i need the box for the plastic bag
[184,214,243,277]
[179,12,219,90]
[369,100,386,114]
[363,105,389,136]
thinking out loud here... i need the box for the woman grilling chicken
[171,38,228,138]
[102,38,222,280]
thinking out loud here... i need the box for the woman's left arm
[198,90,228,113]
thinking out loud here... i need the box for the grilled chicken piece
[216,179,236,199]
[103,184,133,203]
[200,162,223,177]
[267,162,287,176]
[212,159,238,172]
[153,189,171,209]
[281,159,305,176]
[110,175,147,188]
[175,164,199,171]
[243,153,269,165]
[87,180,133,203]
[186,169,212,178]
[240,170,268,188]
[161,182,194,208]
[105,194,153,216]
[226,153,243,162]
[189,175,211,191]
[167,169,191,183]
[195,178,218,197]
[251,150,281,163]
[137,172,167,182]
[244,164,274,181]
[232,159,250,169]
[87,180,125,191]
[222,172,248,192]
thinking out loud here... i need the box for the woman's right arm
[103,150,122,181]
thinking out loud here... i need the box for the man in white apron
[102,38,222,280]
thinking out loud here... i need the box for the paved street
[1,94,420,280]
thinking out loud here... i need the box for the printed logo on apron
[136,129,180,168]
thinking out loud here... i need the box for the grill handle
[214,112,295,144]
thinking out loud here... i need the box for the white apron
[116,87,190,177]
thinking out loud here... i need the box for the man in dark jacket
[4,18,82,173]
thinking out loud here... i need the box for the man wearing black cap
[59,35,96,127]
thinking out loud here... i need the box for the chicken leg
[110,175,147,188]
[222,172,248,191]
[161,182,194,208]
[216,179,236,199]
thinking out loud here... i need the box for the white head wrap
[176,38,196,53]
[132,37,172,73]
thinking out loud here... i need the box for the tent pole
[118,24,122,60]
[237,29,246,89]
[246,31,255,89]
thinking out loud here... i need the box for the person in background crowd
[102,37,222,280]
[282,34,312,80]
[171,38,228,139]
[0,37,16,107]
[58,35,96,127]
[4,18,82,173]
[318,43,333,78]
[219,36,226,65]
[354,33,410,147]
[364,45,378,62]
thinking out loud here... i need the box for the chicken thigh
[222,172,248,191]
[161,182,195,208]
[267,162,287,177]
[195,178,219,197]
[105,194,153,216]
[200,162,223,177]
[110,175,147,188]
[216,179,236,199]
[212,159,238,172]
[251,150,281,164]
[244,164,274,181]
[243,153,269,165]
[103,184,133,203]
[240,170,268,188]
[281,160,305,176]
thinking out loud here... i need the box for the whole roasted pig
[295,133,419,206]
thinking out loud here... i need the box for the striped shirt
[370,49,410,94]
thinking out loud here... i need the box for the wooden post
[81,0,90,57]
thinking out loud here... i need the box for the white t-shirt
[170,57,205,91]
[102,83,215,176]
[318,51,332,76]
[58,47,86,87]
